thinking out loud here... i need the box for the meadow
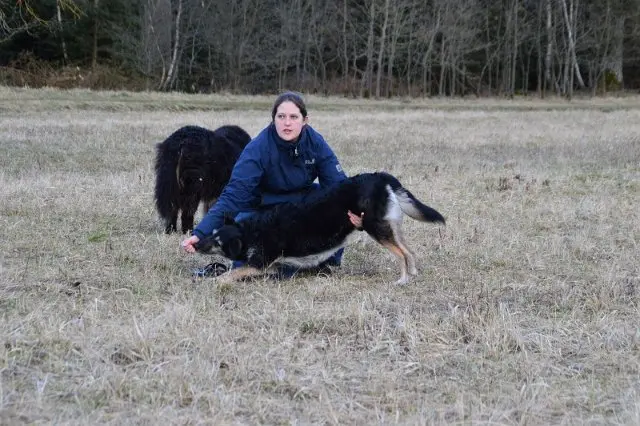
[1,87,639,425]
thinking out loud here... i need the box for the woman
[182,91,362,277]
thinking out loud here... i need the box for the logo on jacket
[336,164,343,173]
[305,158,316,165]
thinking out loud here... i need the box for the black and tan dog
[194,172,445,284]
[154,124,251,233]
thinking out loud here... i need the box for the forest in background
[1,0,640,98]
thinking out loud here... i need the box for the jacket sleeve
[314,132,347,188]
[192,142,264,239]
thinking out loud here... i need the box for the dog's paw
[394,276,409,285]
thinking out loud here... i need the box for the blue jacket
[192,123,347,239]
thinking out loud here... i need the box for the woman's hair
[271,91,307,121]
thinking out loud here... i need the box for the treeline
[1,0,640,97]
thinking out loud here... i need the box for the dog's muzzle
[193,236,215,253]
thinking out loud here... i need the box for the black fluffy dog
[195,172,445,284]
[154,125,251,233]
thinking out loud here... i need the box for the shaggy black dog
[154,124,251,233]
[195,172,445,285]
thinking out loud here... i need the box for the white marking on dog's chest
[273,231,361,269]
[275,244,345,268]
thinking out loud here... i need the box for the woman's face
[274,101,308,142]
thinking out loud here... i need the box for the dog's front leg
[216,266,265,284]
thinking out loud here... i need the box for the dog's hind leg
[381,241,410,285]
[369,221,411,284]
[390,222,418,276]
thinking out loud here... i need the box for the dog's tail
[383,173,445,224]
[396,189,445,223]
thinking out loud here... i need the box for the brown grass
[1,87,640,425]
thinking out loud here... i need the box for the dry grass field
[1,87,639,425]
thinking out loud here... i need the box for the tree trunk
[375,0,389,98]
[536,0,543,97]
[438,36,446,96]
[406,6,418,96]
[602,19,624,90]
[562,22,570,96]
[92,0,99,69]
[385,5,401,97]
[560,0,585,91]
[387,3,397,97]
[56,0,69,64]
[160,0,182,91]
[422,9,440,97]
[342,0,349,90]
[544,0,552,97]
[451,53,456,96]
[511,0,518,97]
[362,0,376,97]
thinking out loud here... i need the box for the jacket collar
[268,122,307,152]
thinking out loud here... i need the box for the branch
[1,0,83,44]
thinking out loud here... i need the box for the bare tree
[385,0,408,97]
[510,0,518,97]
[308,0,334,91]
[374,0,389,98]
[418,2,441,96]
[340,0,350,91]
[602,17,625,89]
[534,0,544,96]
[362,0,377,97]
[138,0,172,90]
[404,3,417,95]
[1,0,82,44]
[560,0,585,97]
[91,0,99,69]
[158,0,182,90]
[544,0,554,96]
[55,0,69,63]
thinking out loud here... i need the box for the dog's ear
[223,213,236,226]
[226,237,243,259]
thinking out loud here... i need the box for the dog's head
[194,221,245,260]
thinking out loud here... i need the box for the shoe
[293,263,335,278]
[308,264,334,276]
[320,259,341,268]
[192,262,228,278]
[273,264,300,279]
[314,256,340,271]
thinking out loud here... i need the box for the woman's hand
[181,235,200,253]
[347,210,364,230]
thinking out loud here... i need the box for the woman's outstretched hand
[182,235,200,253]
